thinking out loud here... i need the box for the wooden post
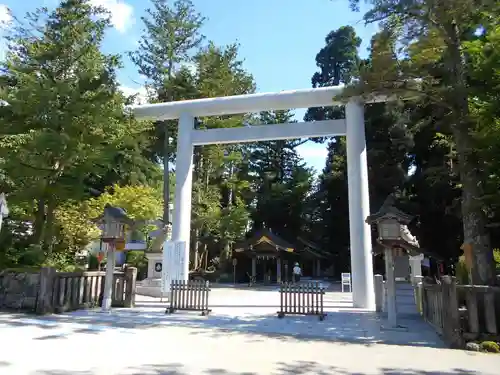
[123,267,137,308]
[441,276,463,348]
[384,247,398,326]
[414,278,423,315]
[36,267,56,314]
[484,290,497,334]
[276,258,281,283]
[251,257,256,281]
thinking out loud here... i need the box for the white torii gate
[132,86,375,310]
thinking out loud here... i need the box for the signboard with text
[161,240,187,294]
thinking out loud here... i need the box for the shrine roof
[296,237,330,259]
[233,228,295,253]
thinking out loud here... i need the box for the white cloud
[120,84,149,105]
[90,0,134,33]
[180,61,197,75]
[297,141,328,159]
[0,5,12,61]
[297,141,328,174]
[0,4,12,28]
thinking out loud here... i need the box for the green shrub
[126,251,148,280]
[480,341,500,353]
[455,256,470,285]
[494,248,500,272]
[88,253,100,270]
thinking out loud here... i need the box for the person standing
[292,262,302,283]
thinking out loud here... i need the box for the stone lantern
[137,203,174,298]
[93,204,134,311]
[366,195,421,330]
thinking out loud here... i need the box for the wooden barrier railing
[36,267,137,314]
[459,284,500,341]
[419,276,500,348]
[421,283,444,335]
[166,279,211,316]
[277,282,326,321]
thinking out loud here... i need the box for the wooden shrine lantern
[93,204,135,244]
[365,195,417,249]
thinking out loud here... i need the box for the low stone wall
[0,270,40,311]
[0,267,138,314]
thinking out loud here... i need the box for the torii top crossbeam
[132,86,345,120]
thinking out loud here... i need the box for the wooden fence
[420,275,500,348]
[277,282,326,320]
[1,267,137,314]
[45,267,137,314]
[166,279,211,316]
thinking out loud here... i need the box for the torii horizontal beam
[191,120,345,145]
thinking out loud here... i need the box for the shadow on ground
[29,362,486,375]
[0,303,444,348]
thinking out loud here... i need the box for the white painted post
[276,258,281,283]
[374,274,385,312]
[171,113,195,281]
[346,99,375,310]
[409,254,424,284]
[384,247,397,326]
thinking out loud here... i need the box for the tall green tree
[305,25,413,274]
[303,26,359,269]
[190,42,255,264]
[129,0,205,224]
[348,0,498,284]
[0,0,140,258]
[250,110,313,239]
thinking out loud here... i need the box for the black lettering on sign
[155,262,162,272]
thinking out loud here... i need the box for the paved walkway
[0,285,499,374]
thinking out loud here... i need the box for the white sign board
[341,272,351,292]
[161,240,187,294]
[125,241,147,250]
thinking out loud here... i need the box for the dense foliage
[0,0,498,283]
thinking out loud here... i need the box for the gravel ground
[0,288,498,375]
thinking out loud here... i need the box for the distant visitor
[293,262,302,283]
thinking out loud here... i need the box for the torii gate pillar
[346,100,375,310]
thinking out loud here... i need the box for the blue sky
[0,0,378,174]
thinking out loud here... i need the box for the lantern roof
[365,194,414,225]
[92,204,135,226]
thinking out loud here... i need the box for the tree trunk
[447,22,495,285]
[42,200,56,255]
[193,228,200,270]
[32,198,46,246]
